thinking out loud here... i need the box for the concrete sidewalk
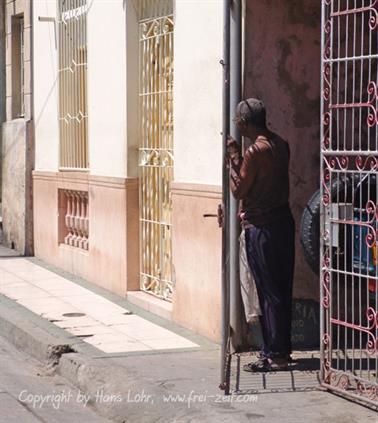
[0,252,376,422]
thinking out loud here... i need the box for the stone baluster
[78,192,86,249]
[84,195,89,250]
[73,192,82,248]
[80,195,87,250]
[70,192,78,247]
[64,191,74,245]
[63,189,89,250]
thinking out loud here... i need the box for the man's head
[233,98,267,135]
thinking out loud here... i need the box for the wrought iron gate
[138,12,174,300]
[321,0,378,405]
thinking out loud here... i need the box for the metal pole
[0,0,5,208]
[219,0,231,393]
[28,0,35,257]
[229,0,245,352]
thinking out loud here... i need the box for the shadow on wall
[244,0,321,302]
[250,299,320,350]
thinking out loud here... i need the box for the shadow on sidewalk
[0,227,20,258]
[229,352,321,394]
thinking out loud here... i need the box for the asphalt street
[0,334,110,423]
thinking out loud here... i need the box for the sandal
[257,351,294,363]
[243,358,272,372]
[243,357,288,373]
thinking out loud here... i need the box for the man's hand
[226,136,242,168]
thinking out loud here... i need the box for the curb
[0,297,127,421]
[0,298,74,365]
[0,257,221,423]
[56,353,134,422]
[0,295,126,420]
[0,294,219,422]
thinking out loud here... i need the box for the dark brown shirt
[230,135,291,226]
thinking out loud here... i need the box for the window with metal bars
[57,0,88,171]
[11,14,24,119]
[138,3,174,301]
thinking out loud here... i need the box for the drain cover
[62,312,86,318]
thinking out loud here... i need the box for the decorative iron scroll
[331,1,378,31]
[329,82,378,127]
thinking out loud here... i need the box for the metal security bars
[132,0,173,21]
[57,0,88,171]
[321,0,378,406]
[139,13,174,300]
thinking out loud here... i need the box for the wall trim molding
[32,171,138,190]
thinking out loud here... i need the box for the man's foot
[243,357,288,372]
[257,351,293,363]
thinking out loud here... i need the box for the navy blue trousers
[245,214,295,359]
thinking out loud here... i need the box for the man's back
[228,98,295,372]
[242,135,290,226]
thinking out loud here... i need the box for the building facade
[1,0,376,407]
[1,0,34,255]
[29,0,320,344]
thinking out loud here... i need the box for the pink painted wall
[244,0,321,300]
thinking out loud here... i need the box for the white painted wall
[33,0,59,171]
[125,1,139,179]
[174,0,223,186]
[87,0,127,177]
[33,0,223,182]
[33,0,127,177]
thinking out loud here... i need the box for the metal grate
[321,0,378,406]
[139,13,174,301]
[132,0,173,21]
[57,0,89,171]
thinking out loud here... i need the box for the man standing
[227,98,295,372]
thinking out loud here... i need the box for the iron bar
[220,0,231,394]
[229,0,243,353]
